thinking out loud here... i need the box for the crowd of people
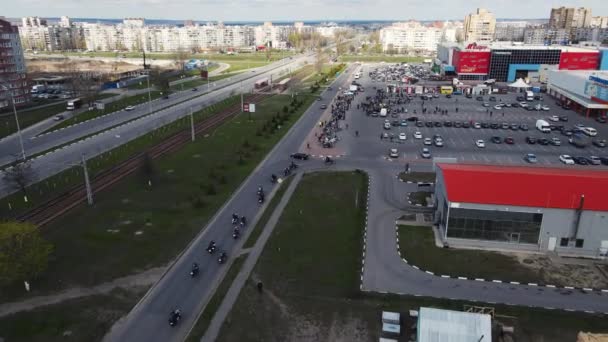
[314,91,356,149]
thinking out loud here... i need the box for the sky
[5,0,608,22]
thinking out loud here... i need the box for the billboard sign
[243,103,256,112]
[585,81,608,104]
[453,50,490,74]
[559,52,600,70]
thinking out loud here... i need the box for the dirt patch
[511,253,608,288]
[27,58,140,74]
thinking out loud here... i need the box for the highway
[103,64,357,342]
[0,54,314,197]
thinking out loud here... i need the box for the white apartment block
[380,22,445,53]
[463,8,496,43]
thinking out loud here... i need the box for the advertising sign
[585,81,608,104]
[200,70,209,79]
[559,52,600,70]
[453,50,490,74]
[243,103,256,112]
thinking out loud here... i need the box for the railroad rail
[15,93,271,227]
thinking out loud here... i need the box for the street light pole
[81,154,93,205]
[10,94,26,161]
[190,107,195,142]
[146,72,153,115]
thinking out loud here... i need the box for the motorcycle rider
[190,262,199,276]
[271,174,277,183]
[240,216,247,226]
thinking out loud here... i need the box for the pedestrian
[307,143,310,149]
[257,281,263,293]
[346,123,349,129]
[380,133,383,140]
[502,112,504,117]
[490,111,493,117]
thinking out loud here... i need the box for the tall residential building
[523,27,569,45]
[0,18,29,109]
[494,21,528,42]
[590,16,608,29]
[21,16,46,27]
[463,8,496,43]
[59,16,72,28]
[379,22,444,53]
[549,7,592,30]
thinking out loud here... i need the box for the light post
[145,72,153,115]
[0,83,26,161]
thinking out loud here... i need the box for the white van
[536,119,551,133]
[380,108,388,117]
[581,126,598,137]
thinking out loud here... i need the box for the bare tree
[314,43,325,73]
[3,159,35,195]
[173,48,191,75]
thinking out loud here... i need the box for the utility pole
[81,154,93,205]
[146,72,153,115]
[207,64,210,90]
[10,95,26,161]
[240,81,244,113]
[190,107,195,142]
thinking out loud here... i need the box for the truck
[66,98,82,111]
[526,90,534,101]
[349,85,358,92]
[536,119,551,133]
[31,84,46,93]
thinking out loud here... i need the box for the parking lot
[348,64,608,168]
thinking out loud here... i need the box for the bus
[440,86,453,95]
[67,98,82,111]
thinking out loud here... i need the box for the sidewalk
[200,172,303,342]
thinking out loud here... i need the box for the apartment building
[463,8,496,43]
[523,27,569,45]
[380,22,447,53]
[0,18,29,109]
[494,21,527,42]
[550,7,593,30]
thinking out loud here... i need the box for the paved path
[0,265,167,318]
[200,172,302,342]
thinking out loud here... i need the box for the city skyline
[5,0,608,21]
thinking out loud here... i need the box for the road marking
[425,271,434,275]
[601,289,608,293]
[492,280,502,283]
[412,265,419,270]
[458,276,468,280]
[441,275,450,278]
[528,283,538,286]
[546,284,556,288]
[565,286,575,290]
[583,287,593,291]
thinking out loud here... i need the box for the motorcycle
[240,216,247,227]
[233,228,240,239]
[206,241,217,254]
[218,252,227,264]
[231,213,239,225]
[258,193,265,204]
[324,157,335,165]
[168,309,182,327]
[190,263,199,277]
[257,186,264,196]
[270,174,278,184]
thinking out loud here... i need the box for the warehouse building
[547,69,608,118]
[434,164,608,259]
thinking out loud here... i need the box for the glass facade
[447,208,543,244]
[488,49,561,82]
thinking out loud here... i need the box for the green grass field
[1,103,66,139]
[0,94,315,303]
[398,171,436,183]
[398,225,565,285]
[43,91,164,133]
[216,173,608,342]
[339,55,426,63]
[0,287,145,342]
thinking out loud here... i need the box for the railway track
[15,93,271,227]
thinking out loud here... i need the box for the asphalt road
[0,54,313,197]
[0,55,308,167]
[103,65,358,342]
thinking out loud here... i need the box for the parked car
[475,139,485,148]
[389,148,399,158]
[504,137,515,144]
[559,115,569,122]
[592,139,606,148]
[596,117,607,124]
[589,156,601,165]
[550,137,561,146]
[526,136,537,144]
[548,115,559,122]
[559,155,575,165]
[420,148,431,159]
[524,153,538,163]
[400,120,408,127]
[573,156,589,165]
[520,124,529,131]
[423,138,432,145]
[491,136,502,144]
[414,131,422,139]
[399,133,407,141]
[290,153,309,160]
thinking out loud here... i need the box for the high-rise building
[549,7,592,30]
[523,27,569,45]
[380,22,445,53]
[494,21,528,42]
[59,16,72,28]
[0,18,29,109]
[463,8,496,43]
[590,16,608,29]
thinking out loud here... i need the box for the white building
[523,27,569,45]
[463,8,496,43]
[380,22,443,53]
[495,21,528,41]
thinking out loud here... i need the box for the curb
[360,174,371,291]
[393,224,608,295]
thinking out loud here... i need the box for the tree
[314,43,325,73]
[173,48,190,75]
[149,67,170,93]
[3,160,34,196]
[0,221,53,286]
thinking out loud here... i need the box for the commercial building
[435,164,608,258]
[463,8,496,43]
[437,42,602,82]
[547,68,608,118]
[417,307,491,342]
[0,18,29,109]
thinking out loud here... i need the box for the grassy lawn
[185,254,247,342]
[398,225,546,283]
[0,94,316,303]
[242,176,293,249]
[219,60,269,73]
[398,171,435,183]
[408,191,430,206]
[43,91,164,133]
[216,174,608,342]
[0,287,146,342]
[0,102,66,139]
[339,55,426,63]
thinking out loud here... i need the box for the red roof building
[438,163,608,211]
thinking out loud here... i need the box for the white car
[434,138,444,147]
[423,138,432,146]
[559,155,575,165]
[420,148,431,159]
[399,133,407,141]
[125,105,135,111]
[389,148,399,158]
[475,139,485,148]
[473,122,481,129]
[493,105,502,110]
[581,126,598,137]
[413,131,422,139]
[589,156,601,165]
[548,115,559,122]
[541,105,550,111]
